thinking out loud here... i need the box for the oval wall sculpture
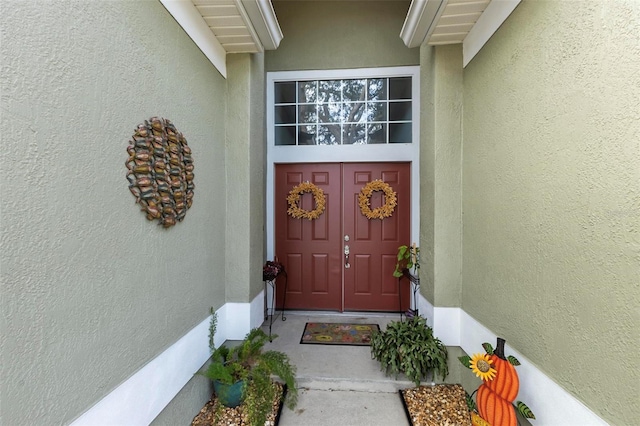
[126,117,194,228]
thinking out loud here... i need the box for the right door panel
[342,162,411,311]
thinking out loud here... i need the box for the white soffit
[462,0,521,66]
[160,0,228,76]
[400,0,521,67]
[241,0,283,51]
[159,0,283,77]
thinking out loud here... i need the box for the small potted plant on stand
[198,310,298,425]
[393,243,420,317]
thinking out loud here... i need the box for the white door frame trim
[266,66,421,269]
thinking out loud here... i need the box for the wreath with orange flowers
[287,182,326,220]
[358,179,397,220]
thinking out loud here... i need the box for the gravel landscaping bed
[401,384,472,426]
[192,382,285,426]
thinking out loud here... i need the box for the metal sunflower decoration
[469,353,497,381]
[126,117,194,228]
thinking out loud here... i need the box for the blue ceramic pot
[213,379,245,408]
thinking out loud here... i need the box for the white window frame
[266,66,420,262]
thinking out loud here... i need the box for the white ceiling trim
[462,0,521,67]
[400,0,522,67]
[400,0,448,48]
[159,0,283,78]
[159,0,228,77]
[160,0,227,78]
[232,0,264,53]
[240,0,283,51]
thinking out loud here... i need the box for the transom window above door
[271,72,414,146]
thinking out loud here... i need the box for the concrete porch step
[278,387,407,426]
[296,375,417,393]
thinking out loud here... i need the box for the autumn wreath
[287,181,326,220]
[358,179,397,220]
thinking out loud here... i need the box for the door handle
[344,244,350,269]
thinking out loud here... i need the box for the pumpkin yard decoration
[459,338,536,426]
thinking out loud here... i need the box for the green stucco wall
[1,1,227,424]
[461,1,640,424]
[419,44,463,307]
[249,53,268,300]
[225,53,266,303]
[156,52,267,425]
[266,0,418,71]
[419,45,436,304]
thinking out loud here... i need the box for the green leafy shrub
[370,315,448,386]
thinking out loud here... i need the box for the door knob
[344,244,350,269]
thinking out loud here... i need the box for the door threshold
[281,310,401,319]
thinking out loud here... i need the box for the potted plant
[370,315,448,386]
[393,244,420,317]
[198,309,298,426]
[392,243,419,278]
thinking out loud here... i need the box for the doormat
[300,322,379,346]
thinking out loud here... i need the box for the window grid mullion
[274,74,411,146]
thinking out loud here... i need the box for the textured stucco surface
[249,53,267,300]
[461,1,640,424]
[419,45,463,307]
[151,368,214,426]
[266,1,418,72]
[1,1,227,424]
[225,54,266,303]
[433,45,463,307]
[419,45,436,304]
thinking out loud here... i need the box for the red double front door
[274,162,411,312]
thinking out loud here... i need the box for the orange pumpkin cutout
[477,384,516,426]
[476,338,519,426]
[486,340,519,402]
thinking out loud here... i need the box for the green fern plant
[370,315,448,386]
[198,311,298,426]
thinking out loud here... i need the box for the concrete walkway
[258,311,539,426]
[260,312,472,426]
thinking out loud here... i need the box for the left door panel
[274,163,342,310]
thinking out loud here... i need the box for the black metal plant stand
[264,267,287,342]
[398,268,420,321]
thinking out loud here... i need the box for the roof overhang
[400,0,521,67]
[159,0,283,77]
[160,0,522,77]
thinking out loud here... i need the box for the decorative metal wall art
[358,179,397,220]
[287,181,326,220]
[126,117,194,228]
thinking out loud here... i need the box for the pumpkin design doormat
[300,322,379,346]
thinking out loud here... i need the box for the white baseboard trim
[71,298,261,426]
[73,294,608,426]
[221,302,251,340]
[419,294,608,425]
[417,292,435,326]
[71,312,213,426]
[434,306,462,346]
[250,289,266,330]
